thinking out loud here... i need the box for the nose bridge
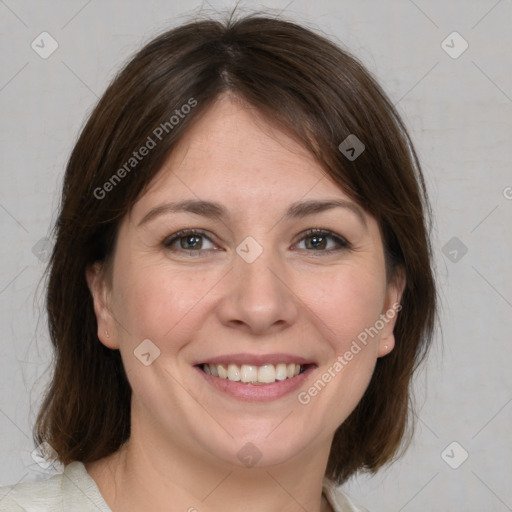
[234,235,283,300]
[239,246,276,287]
[217,235,298,333]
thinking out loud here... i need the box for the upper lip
[196,353,315,366]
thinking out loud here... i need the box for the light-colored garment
[0,461,369,512]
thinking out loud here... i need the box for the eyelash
[162,228,351,256]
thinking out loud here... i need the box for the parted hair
[35,11,436,484]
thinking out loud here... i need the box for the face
[87,94,403,471]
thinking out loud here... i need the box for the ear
[85,262,119,349]
[377,267,406,357]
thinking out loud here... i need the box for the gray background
[1,0,511,511]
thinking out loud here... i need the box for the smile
[201,362,307,385]
[195,356,316,401]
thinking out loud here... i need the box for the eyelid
[292,228,351,252]
[162,228,351,255]
[162,228,218,250]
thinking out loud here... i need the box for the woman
[0,12,436,512]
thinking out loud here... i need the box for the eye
[162,229,217,254]
[294,229,351,253]
[162,228,351,257]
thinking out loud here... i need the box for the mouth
[194,356,316,401]
[198,362,311,385]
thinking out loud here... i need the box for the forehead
[132,95,354,218]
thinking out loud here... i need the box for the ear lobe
[378,267,406,358]
[85,262,118,349]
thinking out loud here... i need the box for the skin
[85,93,404,512]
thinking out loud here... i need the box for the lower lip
[195,366,315,402]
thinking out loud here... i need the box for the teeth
[227,364,241,381]
[240,365,257,383]
[258,364,276,383]
[217,364,228,379]
[275,363,288,381]
[203,362,304,384]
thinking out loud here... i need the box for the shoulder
[0,470,64,512]
[323,478,370,512]
[0,461,110,512]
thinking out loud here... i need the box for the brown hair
[35,11,436,484]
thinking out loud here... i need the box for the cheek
[110,260,213,409]
[298,263,387,352]
[111,256,203,341]
[293,269,385,428]
[294,264,387,420]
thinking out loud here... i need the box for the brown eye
[163,229,216,253]
[295,229,350,252]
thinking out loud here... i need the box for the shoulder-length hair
[35,12,436,484]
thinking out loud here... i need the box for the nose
[216,245,300,336]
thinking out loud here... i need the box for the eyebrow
[137,198,367,228]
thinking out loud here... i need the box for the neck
[86,420,333,512]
